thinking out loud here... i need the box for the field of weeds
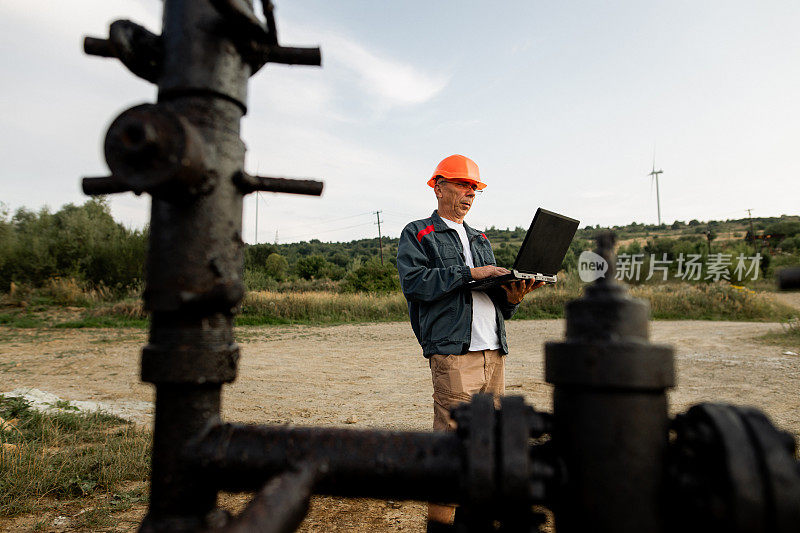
[0,276,796,328]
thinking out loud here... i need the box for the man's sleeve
[482,244,520,319]
[396,224,472,303]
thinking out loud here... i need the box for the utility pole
[375,210,384,265]
[747,208,758,254]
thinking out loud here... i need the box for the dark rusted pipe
[82,175,132,195]
[233,172,323,196]
[83,37,115,57]
[219,462,319,533]
[265,46,322,66]
[188,423,465,500]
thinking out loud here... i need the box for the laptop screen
[513,208,580,275]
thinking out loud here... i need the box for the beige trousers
[427,349,505,523]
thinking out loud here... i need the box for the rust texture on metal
[83,2,799,532]
[545,232,675,532]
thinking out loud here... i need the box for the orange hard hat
[427,154,487,190]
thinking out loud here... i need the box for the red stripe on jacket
[416,224,435,242]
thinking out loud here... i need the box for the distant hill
[249,214,800,273]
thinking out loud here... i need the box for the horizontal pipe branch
[234,172,324,196]
[82,176,132,196]
[83,37,115,57]
[219,462,319,533]
[266,46,322,66]
[187,422,465,500]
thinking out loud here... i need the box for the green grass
[53,316,148,329]
[0,312,48,328]
[758,318,800,351]
[0,308,147,330]
[0,395,150,520]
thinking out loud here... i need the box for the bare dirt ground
[1,318,799,531]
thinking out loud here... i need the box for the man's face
[435,179,477,221]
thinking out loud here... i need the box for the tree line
[0,199,146,293]
[1,199,797,293]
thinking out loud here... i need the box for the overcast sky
[2,1,798,243]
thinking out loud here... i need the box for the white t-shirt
[441,218,500,351]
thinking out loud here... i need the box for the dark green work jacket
[396,210,519,357]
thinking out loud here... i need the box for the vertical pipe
[147,386,222,527]
[545,234,675,533]
[139,1,251,529]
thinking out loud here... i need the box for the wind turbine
[647,152,664,226]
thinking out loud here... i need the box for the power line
[382,209,421,219]
[301,211,374,227]
[252,209,374,244]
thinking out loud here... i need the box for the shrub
[264,253,288,280]
[243,269,278,291]
[244,243,278,271]
[340,260,400,293]
[494,245,518,269]
[765,221,800,238]
[295,255,328,280]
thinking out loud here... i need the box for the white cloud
[0,0,160,43]
[249,71,332,119]
[279,20,450,111]
[323,33,449,108]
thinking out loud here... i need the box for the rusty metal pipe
[82,175,132,195]
[233,172,323,196]
[188,423,466,500]
[265,46,322,66]
[83,37,115,57]
[219,462,319,533]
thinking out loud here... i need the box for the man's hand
[502,279,546,305]
[470,265,510,280]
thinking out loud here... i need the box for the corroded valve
[546,231,676,533]
[84,104,209,197]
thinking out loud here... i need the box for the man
[395,154,543,530]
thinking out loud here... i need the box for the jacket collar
[430,210,482,238]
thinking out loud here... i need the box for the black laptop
[466,208,579,291]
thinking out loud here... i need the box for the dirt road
[1,319,798,531]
